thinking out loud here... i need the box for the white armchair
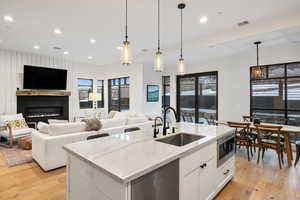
[0,114,34,147]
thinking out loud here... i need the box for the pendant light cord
[157,0,160,51]
[125,0,128,41]
[256,43,259,66]
[180,8,183,58]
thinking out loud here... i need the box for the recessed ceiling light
[4,15,13,22]
[54,28,62,34]
[88,56,93,59]
[200,16,208,24]
[63,51,69,55]
[33,45,40,49]
[90,38,96,43]
[116,46,123,50]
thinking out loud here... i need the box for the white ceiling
[0,0,300,66]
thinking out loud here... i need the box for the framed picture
[147,85,159,102]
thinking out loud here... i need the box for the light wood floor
[0,149,299,200]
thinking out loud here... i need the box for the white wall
[0,47,163,121]
[0,48,101,120]
[164,43,300,121]
[95,63,162,115]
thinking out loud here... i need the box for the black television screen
[23,65,67,90]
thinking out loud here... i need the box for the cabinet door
[181,167,201,200]
[199,158,217,200]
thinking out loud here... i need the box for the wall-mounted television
[23,65,67,90]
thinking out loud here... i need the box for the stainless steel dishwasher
[131,159,179,200]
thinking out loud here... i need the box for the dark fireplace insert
[17,96,69,123]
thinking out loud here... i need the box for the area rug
[0,146,33,167]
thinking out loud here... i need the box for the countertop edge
[63,133,228,184]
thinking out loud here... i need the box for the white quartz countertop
[63,122,234,183]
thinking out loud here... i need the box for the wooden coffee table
[18,136,32,150]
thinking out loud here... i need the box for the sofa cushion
[48,119,69,124]
[113,112,128,119]
[37,122,49,134]
[100,118,127,129]
[108,111,118,119]
[0,128,33,138]
[47,122,87,136]
[126,117,149,125]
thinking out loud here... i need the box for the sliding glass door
[178,77,196,122]
[198,75,217,123]
[177,71,218,124]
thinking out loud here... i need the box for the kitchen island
[63,122,235,200]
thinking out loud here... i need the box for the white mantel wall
[0,48,101,120]
[163,43,300,122]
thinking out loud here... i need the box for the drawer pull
[223,169,230,175]
[200,163,207,168]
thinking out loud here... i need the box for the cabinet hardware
[223,169,230,175]
[200,163,207,168]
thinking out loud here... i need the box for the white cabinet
[180,142,218,200]
[199,157,217,200]
[181,167,200,200]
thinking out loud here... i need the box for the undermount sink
[156,133,206,147]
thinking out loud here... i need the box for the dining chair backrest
[242,116,252,122]
[260,117,287,125]
[227,121,251,138]
[255,124,283,144]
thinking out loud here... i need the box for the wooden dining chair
[255,124,285,168]
[242,115,253,122]
[260,117,287,125]
[227,122,253,161]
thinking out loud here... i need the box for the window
[250,62,300,126]
[78,79,93,109]
[177,71,218,124]
[162,76,170,108]
[108,77,130,112]
[97,80,104,108]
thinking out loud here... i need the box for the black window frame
[78,78,93,109]
[162,76,170,108]
[176,71,218,123]
[108,77,130,112]
[97,80,104,108]
[250,61,300,125]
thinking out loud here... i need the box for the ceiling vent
[238,21,249,27]
[53,46,62,50]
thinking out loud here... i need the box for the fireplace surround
[17,92,69,123]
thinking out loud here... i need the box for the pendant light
[178,3,186,75]
[121,0,132,66]
[154,0,164,72]
[253,41,265,79]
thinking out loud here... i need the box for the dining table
[219,121,300,167]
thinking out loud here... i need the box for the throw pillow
[82,118,102,131]
[7,119,28,130]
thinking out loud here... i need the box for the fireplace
[17,95,69,123]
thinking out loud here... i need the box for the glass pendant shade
[178,57,185,75]
[154,51,164,72]
[121,41,132,66]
